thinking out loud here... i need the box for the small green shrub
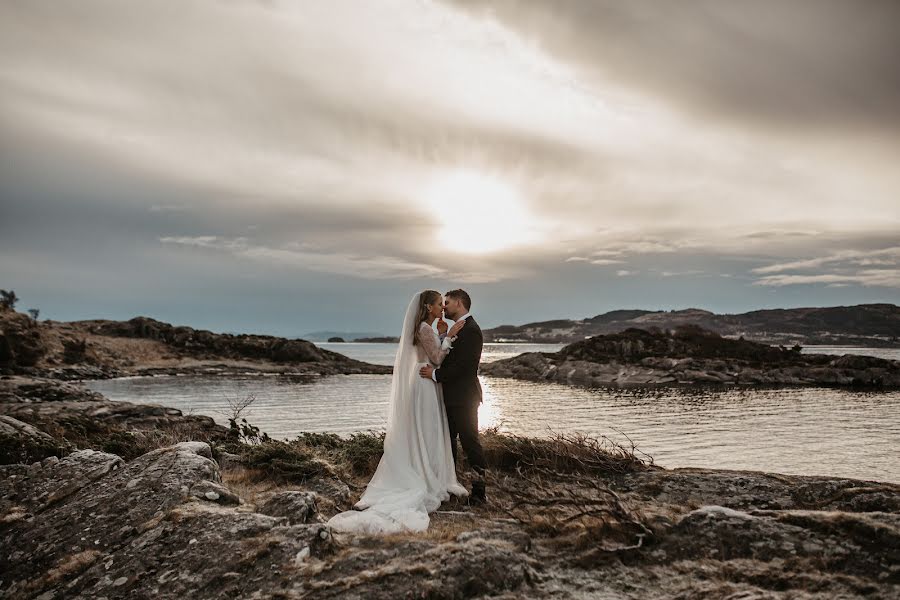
[240,439,331,483]
[295,430,384,476]
[295,431,344,450]
[341,431,385,475]
[0,433,70,465]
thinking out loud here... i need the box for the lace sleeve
[418,322,450,366]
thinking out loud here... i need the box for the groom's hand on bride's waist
[419,364,435,379]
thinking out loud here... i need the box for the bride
[326,290,469,534]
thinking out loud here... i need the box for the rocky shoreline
[0,308,391,381]
[1,375,899,598]
[483,326,900,388]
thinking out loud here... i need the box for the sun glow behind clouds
[426,170,540,254]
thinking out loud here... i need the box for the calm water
[86,342,900,484]
[316,342,566,366]
[800,346,900,361]
[317,342,900,366]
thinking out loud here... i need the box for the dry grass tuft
[43,550,102,585]
[481,426,652,477]
[220,465,297,509]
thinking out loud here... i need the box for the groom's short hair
[446,289,471,310]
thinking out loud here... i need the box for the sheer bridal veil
[326,293,431,533]
[384,292,423,437]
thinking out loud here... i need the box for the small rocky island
[483,325,900,388]
[2,306,899,598]
[352,336,401,343]
[0,306,391,380]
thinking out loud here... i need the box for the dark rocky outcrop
[0,307,45,368]
[482,326,900,388]
[86,316,332,363]
[0,309,391,379]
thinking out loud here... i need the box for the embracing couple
[327,289,486,534]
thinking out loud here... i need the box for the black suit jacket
[435,316,483,407]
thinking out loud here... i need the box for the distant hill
[484,303,900,347]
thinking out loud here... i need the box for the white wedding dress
[326,293,467,534]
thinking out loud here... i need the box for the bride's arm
[418,322,451,366]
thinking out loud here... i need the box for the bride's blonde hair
[412,290,441,346]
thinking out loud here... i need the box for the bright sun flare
[426,170,538,254]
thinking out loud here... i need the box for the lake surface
[316,342,566,366]
[317,342,900,366]
[86,343,900,484]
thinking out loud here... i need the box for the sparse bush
[240,439,331,483]
[297,430,385,476]
[228,417,269,445]
[27,308,40,320]
[0,289,17,310]
[481,427,651,476]
[341,431,385,475]
[218,392,257,423]
[0,432,71,465]
[296,431,344,450]
[98,430,148,459]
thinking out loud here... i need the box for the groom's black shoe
[469,480,486,505]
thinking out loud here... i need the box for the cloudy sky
[1,0,898,336]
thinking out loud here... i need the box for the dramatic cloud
[1,0,898,333]
[753,247,900,288]
[445,0,900,136]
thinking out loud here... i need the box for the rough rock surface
[0,442,336,599]
[482,326,900,388]
[257,490,322,524]
[0,376,231,464]
[2,438,898,599]
[1,374,898,598]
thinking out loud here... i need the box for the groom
[419,288,487,504]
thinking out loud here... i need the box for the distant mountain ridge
[485,303,900,347]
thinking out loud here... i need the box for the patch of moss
[239,439,332,483]
[0,432,71,465]
[296,430,384,476]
